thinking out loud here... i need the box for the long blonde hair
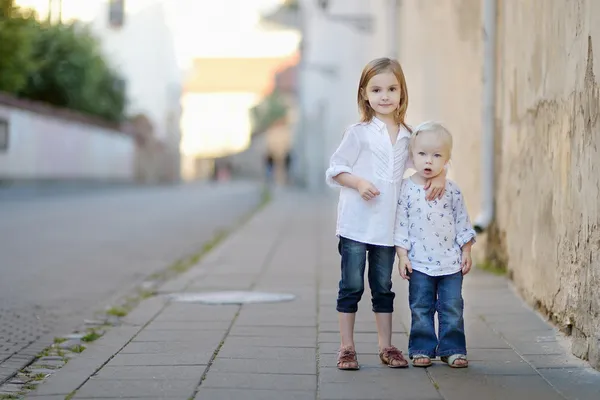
[357,57,411,132]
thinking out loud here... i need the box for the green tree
[21,22,126,121]
[0,0,39,93]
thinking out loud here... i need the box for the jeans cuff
[372,307,393,313]
[409,350,436,358]
[336,306,358,313]
[437,348,467,357]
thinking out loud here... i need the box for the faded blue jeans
[336,237,396,313]
[408,270,466,358]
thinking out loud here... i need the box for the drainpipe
[473,0,497,233]
[389,0,399,59]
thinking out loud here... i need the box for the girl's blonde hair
[357,57,411,132]
[409,121,453,159]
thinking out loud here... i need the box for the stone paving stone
[201,372,316,391]
[120,296,167,326]
[319,332,389,344]
[318,321,406,334]
[151,304,239,323]
[120,340,221,355]
[194,388,315,400]
[222,336,316,349]
[73,398,180,400]
[482,313,554,332]
[73,378,198,398]
[506,337,568,355]
[440,360,538,375]
[132,329,225,343]
[144,320,232,330]
[319,381,442,400]
[27,327,142,397]
[465,348,525,362]
[535,367,600,400]
[430,372,565,400]
[217,345,316,360]
[209,358,317,375]
[91,365,205,380]
[234,315,317,327]
[523,353,592,369]
[106,352,211,367]
[228,326,316,338]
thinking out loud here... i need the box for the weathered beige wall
[398,0,483,222]
[398,0,600,368]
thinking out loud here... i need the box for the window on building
[0,119,9,152]
[109,0,125,28]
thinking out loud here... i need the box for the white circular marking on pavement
[167,291,296,305]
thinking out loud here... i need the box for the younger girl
[395,121,476,368]
[325,58,446,370]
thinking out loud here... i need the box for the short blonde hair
[409,121,453,159]
[357,57,411,132]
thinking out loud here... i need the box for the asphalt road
[0,180,264,382]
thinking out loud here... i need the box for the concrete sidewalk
[20,191,600,399]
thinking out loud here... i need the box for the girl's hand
[357,179,380,201]
[424,173,446,201]
[398,254,413,280]
[461,251,472,275]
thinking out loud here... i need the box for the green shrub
[0,0,39,93]
[21,21,126,121]
[0,0,126,122]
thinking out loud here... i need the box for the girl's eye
[418,152,425,156]
[435,154,442,158]
[372,89,380,93]
[390,87,397,91]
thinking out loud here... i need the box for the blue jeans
[336,237,396,313]
[408,270,466,358]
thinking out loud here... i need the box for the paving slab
[217,345,316,360]
[92,365,205,380]
[194,388,315,400]
[209,357,317,375]
[73,378,198,398]
[201,372,316,391]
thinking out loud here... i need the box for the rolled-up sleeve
[325,128,361,188]
[451,183,476,247]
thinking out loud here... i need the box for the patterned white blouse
[394,178,476,276]
[326,117,411,246]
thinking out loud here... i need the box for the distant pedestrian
[325,58,447,370]
[265,153,274,183]
[395,122,476,368]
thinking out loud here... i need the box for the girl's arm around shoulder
[325,125,362,189]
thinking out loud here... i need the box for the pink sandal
[337,346,359,370]
[379,346,409,368]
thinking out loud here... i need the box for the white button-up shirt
[394,178,476,276]
[325,117,411,246]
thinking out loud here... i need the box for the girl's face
[363,71,401,119]
[411,131,450,179]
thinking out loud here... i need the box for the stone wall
[398,0,600,368]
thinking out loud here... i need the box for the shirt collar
[370,117,411,140]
